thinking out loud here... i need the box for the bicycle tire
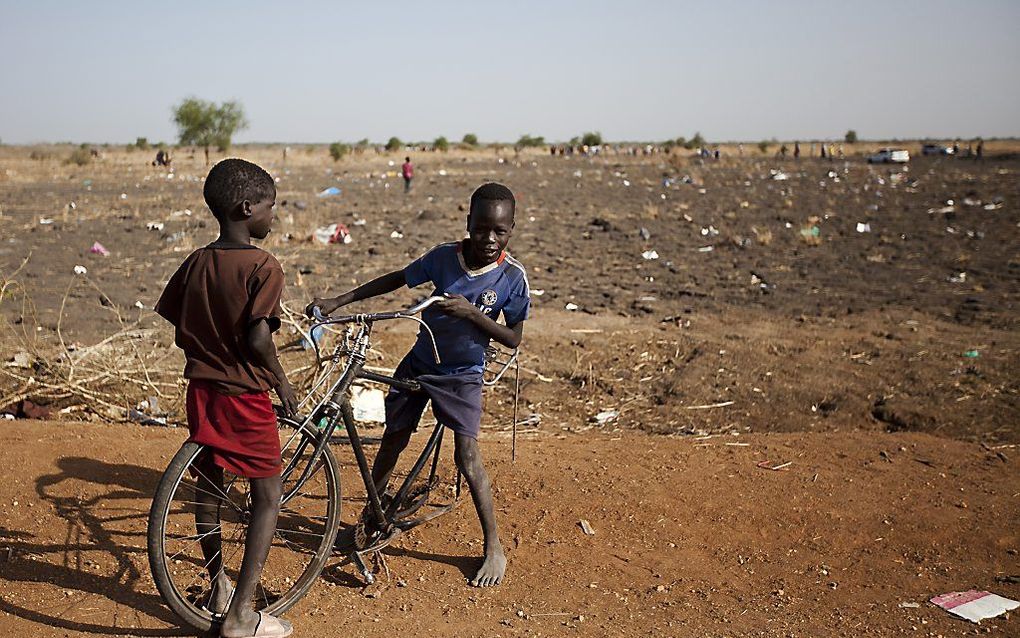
[147,420,341,632]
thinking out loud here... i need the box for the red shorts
[185,380,282,479]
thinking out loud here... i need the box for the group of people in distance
[155,158,529,638]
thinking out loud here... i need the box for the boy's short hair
[203,158,275,218]
[470,182,515,216]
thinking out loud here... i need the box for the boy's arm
[248,318,297,416]
[434,294,525,349]
[306,269,406,317]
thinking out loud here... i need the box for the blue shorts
[384,355,484,439]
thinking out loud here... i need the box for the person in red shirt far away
[402,156,414,193]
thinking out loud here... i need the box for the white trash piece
[930,590,1019,624]
[351,385,386,423]
[856,222,871,233]
[641,250,659,260]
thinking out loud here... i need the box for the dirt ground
[0,145,1018,636]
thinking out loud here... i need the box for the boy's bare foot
[221,611,293,638]
[470,547,506,587]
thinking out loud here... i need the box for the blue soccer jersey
[403,241,530,374]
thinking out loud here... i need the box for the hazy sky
[2,1,1018,144]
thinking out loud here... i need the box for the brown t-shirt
[156,242,285,395]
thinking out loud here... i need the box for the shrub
[329,142,350,161]
[67,146,93,166]
[461,133,478,146]
[516,134,545,148]
[385,136,403,151]
[135,137,149,150]
[844,129,858,144]
[688,132,706,149]
[581,131,603,147]
[675,136,687,149]
[433,136,449,152]
[757,140,770,154]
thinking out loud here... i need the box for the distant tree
[675,136,687,149]
[844,129,858,144]
[581,131,603,147]
[433,136,450,152]
[516,134,545,148]
[757,140,771,155]
[172,98,248,165]
[135,137,149,150]
[568,136,580,147]
[461,133,479,147]
[353,138,370,154]
[385,136,403,152]
[329,142,351,161]
[689,132,706,149]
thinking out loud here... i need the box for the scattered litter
[593,409,619,424]
[9,352,32,368]
[317,186,342,198]
[89,241,110,256]
[313,223,352,246]
[165,231,186,243]
[73,265,87,275]
[531,289,545,296]
[800,226,821,238]
[578,520,596,535]
[352,218,367,226]
[962,197,982,207]
[983,202,1003,211]
[927,205,955,214]
[639,227,651,241]
[565,302,578,311]
[898,602,921,609]
[948,272,967,284]
[684,401,735,410]
[962,350,980,358]
[170,209,192,217]
[438,169,448,176]
[515,414,541,427]
[697,246,714,253]
[351,385,386,423]
[770,170,789,181]
[930,590,1019,624]
[856,222,871,233]
[128,408,167,426]
[641,250,659,260]
[389,230,404,239]
[700,225,719,236]
[146,222,164,231]
[39,218,54,225]
[302,324,325,350]
[756,460,792,471]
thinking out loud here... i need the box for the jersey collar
[457,240,505,276]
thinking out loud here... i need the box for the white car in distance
[867,148,910,164]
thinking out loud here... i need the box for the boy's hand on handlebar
[306,296,341,318]
[435,293,478,319]
[275,379,298,417]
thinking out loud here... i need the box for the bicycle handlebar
[306,296,446,364]
[308,295,444,326]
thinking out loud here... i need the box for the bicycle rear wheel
[147,418,340,632]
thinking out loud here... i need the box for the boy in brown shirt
[156,158,296,638]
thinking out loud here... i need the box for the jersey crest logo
[479,289,498,306]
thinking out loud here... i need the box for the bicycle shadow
[321,543,478,589]
[0,456,194,637]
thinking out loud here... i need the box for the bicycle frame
[281,298,460,539]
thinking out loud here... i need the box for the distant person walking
[975,140,983,161]
[401,156,414,193]
[793,142,800,159]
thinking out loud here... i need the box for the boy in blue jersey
[308,182,528,587]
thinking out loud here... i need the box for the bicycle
[146,296,517,633]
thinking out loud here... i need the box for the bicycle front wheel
[147,419,341,632]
